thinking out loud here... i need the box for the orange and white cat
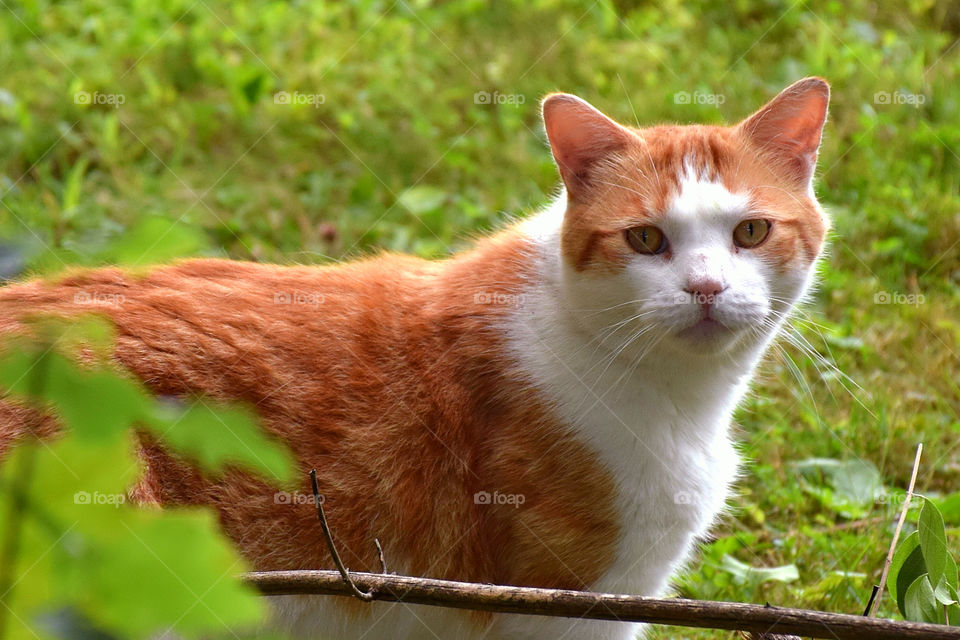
[0,77,830,639]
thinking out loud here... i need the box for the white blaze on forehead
[668,158,749,220]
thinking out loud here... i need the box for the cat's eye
[733,219,771,248]
[626,226,667,255]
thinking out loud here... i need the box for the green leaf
[0,342,47,397]
[889,531,927,616]
[1,433,266,638]
[43,354,147,444]
[946,553,959,592]
[794,457,883,513]
[144,398,294,484]
[720,554,799,587]
[83,508,266,636]
[919,497,948,586]
[397,185,446,214]
[0,342,148,444]
[934,575,958,606]
[904,574,942,624]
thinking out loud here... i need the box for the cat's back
[0,256,440,394]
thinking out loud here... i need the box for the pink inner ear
[738,78,830,184]
[542,94,630,198]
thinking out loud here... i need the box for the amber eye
[733,219,771,248]
[626,226,667,255]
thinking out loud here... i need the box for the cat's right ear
[736,77,830,187]
[542,94,631,202]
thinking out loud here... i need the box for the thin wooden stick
[869,443,923,617]
[308,468,379,602]
[374,537,387,574]
[244,569,960,639]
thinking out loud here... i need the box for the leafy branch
[0,318,297,639]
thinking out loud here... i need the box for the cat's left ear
[737,77,830,186]
[542,93,632,202]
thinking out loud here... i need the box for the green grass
[1,0,958,637]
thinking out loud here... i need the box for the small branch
[374,537,387,574]
[308,469,379,602]
[244,569,960,639]
[870,443,923,617]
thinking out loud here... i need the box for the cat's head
[542,78,830,358]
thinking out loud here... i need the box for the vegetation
[0,0,958,638]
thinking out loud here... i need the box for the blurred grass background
[0,1,958,637]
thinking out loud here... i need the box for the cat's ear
[542,93,632,201]
[737,77,830,186]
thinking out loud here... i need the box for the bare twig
[374,537,387,574]
[308,468,380,602]
[245,569,960,639]
[869,443,923,617]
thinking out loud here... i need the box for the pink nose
[685,277,726,304]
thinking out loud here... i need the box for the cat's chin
[669,318,749,355]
